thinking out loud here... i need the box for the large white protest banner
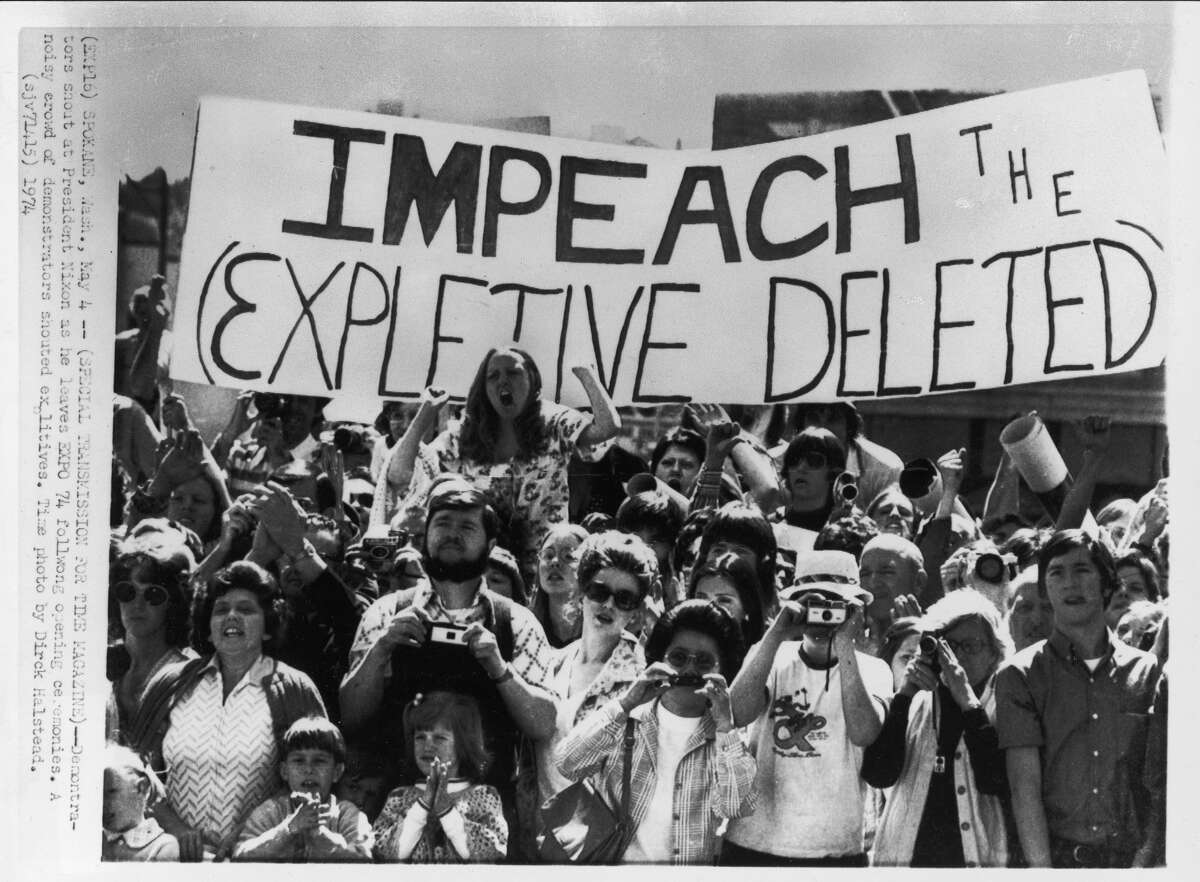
[173,70,1166,407]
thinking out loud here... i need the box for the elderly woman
[556,599,756,865]
[375,349,619,577]
[130,561,326,861]
[106,545,195,742]
[535,532,655,806]
[862,590,1012,867]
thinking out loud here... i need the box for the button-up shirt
[555,698,757,865]
[162,654,281,843]
[344,579,558,695]
[995,628,1160,848]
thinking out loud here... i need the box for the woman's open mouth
[499,390,514,406]
[222,625,244,637]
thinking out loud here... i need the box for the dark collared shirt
[995,629,1160,849]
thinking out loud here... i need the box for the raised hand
[936,447,966,493]
[249,481,309,557]
[618,661,675,713]
[935,640,981,710]
[892,593,923,620]
[698,673,734,732]
[898,653,939,698]
[1078,414,1112,455]
[318,442,346,521]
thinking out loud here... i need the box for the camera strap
[931,689,945,774]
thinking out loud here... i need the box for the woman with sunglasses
[773,428,849,557]
[555,599,755,864]
[861,589,1013,867]
[534,532,655,808]
[106,546,196,743]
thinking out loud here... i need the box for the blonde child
[234,717,372,861]
[102,743,180,861]
[372,691,507,862]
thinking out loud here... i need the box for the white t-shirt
[725,641,893,858]
[621,705,701,864]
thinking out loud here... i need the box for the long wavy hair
[459,347,548,464]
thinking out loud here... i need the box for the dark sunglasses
[792,450,829,470]
[582,581,642,612]
[665,647,719,673]
[114,582,169,606]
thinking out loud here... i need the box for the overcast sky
[73,2,1176,180]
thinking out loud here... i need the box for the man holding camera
[339,481,558,857]
[723,550,893,866]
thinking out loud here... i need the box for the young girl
[102,743,180,862]
[372,691,507,863]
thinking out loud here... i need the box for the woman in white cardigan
[862,589,1013,867]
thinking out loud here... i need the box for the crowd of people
[104,278,1169,866]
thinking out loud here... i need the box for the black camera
[834,471,858,503]
[973,552,1014,584]
[899,458,939,499]
[668,672,706,689]
[358,528,410,566]
[919,629,945,673]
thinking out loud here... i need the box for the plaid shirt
[344,579,558,695]
[555,698,757,865]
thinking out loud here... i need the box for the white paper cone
[1000,414,1069,493]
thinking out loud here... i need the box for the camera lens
[919,634,939,656]
[369,544,390,560]
[841,483,858,502]
[974,554,1005,583]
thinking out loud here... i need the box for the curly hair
[108,547,193,649]
[645,598,747,681]
[190,561,287,655]
[687,551,771,646]
[815,511,880,561]
[576,530,660,599]
[459,347,548,464]
[402,691,491,782]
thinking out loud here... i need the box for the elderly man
[858,534,926,655]
[995,529,1162,868]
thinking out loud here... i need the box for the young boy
[234,717,373,861]
[103,743,180,861]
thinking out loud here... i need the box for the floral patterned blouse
[405,402,590,571]
[373,783,507,863]
[536,631,646,803]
